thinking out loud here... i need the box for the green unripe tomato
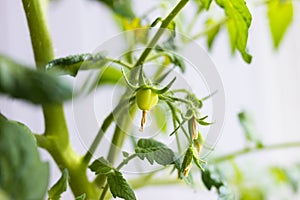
[136,89,158,111]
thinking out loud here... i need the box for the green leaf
[107,171,136,200]
[206,18,221,50]
[215,0,252,63]
[201,166,224,191]
[89,157,113,175]
[48,169,68,200]
[0,55,72,104]
[75,193,86,200]
[46,53,107,76]
[267,0,293,48]
[238,111,263,147]
[135,138,176,166]
[0,119,49,200]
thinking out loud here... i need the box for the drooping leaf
[75,193,86,200]
[48,169,68,200]
[205,18,221,50]
[46,53,107,76]
[215,0,252,63]
[89,157,113,175]
[238,111,263,148]
[267,0,293,48]
[106,171,136,200]
[0,55,72,104]
[135,138,176,166]
[0,119,49,200]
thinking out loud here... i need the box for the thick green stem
[22,0,99,199]
[22,0,54,69]
[211,141,300,164]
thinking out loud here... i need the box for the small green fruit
[136,89,158,111]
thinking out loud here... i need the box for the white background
[1,0,300,199]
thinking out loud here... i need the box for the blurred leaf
[205,18,221,50]
[270,166,298,193]
[93,0,135,19]
[239,186,265,200]
[97,67,123,85]
[122,18,149,44]
[135,138,176,166]
[107,171,136,200]
[0,119,49,200]
[238,111,263,147]
[215,0,252,63]
[46,53,107,76]
[89,157,113,175]
[218,186,235,200]
[48,169,68,200]
[196,0,213,10]
[202,166,224,192]
[0,55,72,104]
[267,0,293,48]
[0,189,9,200]
[153,105,168,133]
[75,193,86,200]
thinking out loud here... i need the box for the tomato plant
[0,0,300,200]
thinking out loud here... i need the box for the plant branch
[83,113,114,165]
[106,58,133,69]
[116,154,137,170]
[211,141,300,164]
[99,184,109,200]
[133,0,189,68]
